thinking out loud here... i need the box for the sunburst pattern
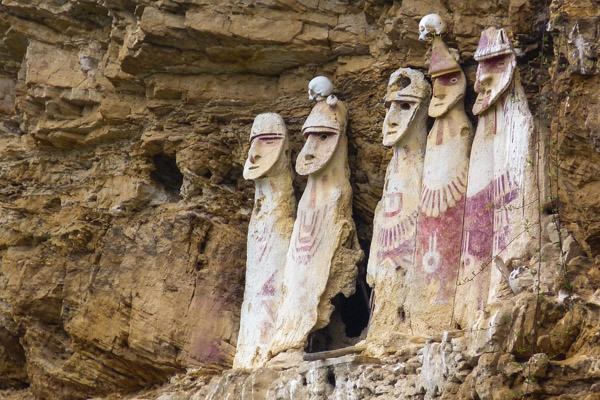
[420,166,468,217]
[492,170,522,253]
[375,211,418,267]
[492,170,519,204]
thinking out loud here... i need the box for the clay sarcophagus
[365,68,430,352]
[270,77,363,356]
[234,113,296,369]
[455,27,538,329]
[405,15,473,335]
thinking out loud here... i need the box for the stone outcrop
[0,0,599,399]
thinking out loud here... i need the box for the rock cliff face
[0,0,599,399]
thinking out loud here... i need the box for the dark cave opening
[305,276,371,353]
[151,153,183,194]
[326,367,336,387]
[0,327,29,390]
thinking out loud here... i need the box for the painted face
[295,130,340,176]
[429,70,466,118]
[473,54,515,115]
[243,133,285,180]
[382,99,420,146]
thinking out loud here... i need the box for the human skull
[308,76,334,101]
[419,14,447,41]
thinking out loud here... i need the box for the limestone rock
[0,0,598,399]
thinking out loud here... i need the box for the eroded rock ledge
[0,0,599,399]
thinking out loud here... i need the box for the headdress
[474,27,514,61]
[301,101,347,136]
[250,113,286,141]
[385,68,430,103]
[429,37,461,78]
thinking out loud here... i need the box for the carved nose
[432,84,446,98]
[479,74,492,87]
[250,154,261,163]
[432,85,445,98]
[387,103,401,126]
[304,138,317,158]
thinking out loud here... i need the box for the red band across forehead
[249,133,284,142]
[434,70,463,86]
[301,126,339,138]
[479,54,511,65]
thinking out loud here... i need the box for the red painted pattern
[255,225,274,264]
[260,272,276,296]
[414,193,466,304]
[383,192,403,218]
[291,205,330,266]
[492,170,521,253]
[461,183,494,311]
[375,209,418,268]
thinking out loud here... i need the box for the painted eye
[498,62,505,67]
[400,102,411,110]
[450,77,458,83]
[320,134,329,140]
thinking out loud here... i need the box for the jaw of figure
[243,113,288,180]
[429,70,466,118]
[472,53,516,115]
[382,68,431,146]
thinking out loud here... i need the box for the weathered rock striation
[0,0,599,399]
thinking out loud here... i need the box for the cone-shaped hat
[428,36,461,78]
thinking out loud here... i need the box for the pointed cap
[474,27,514,61]
[429,37,461,78]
